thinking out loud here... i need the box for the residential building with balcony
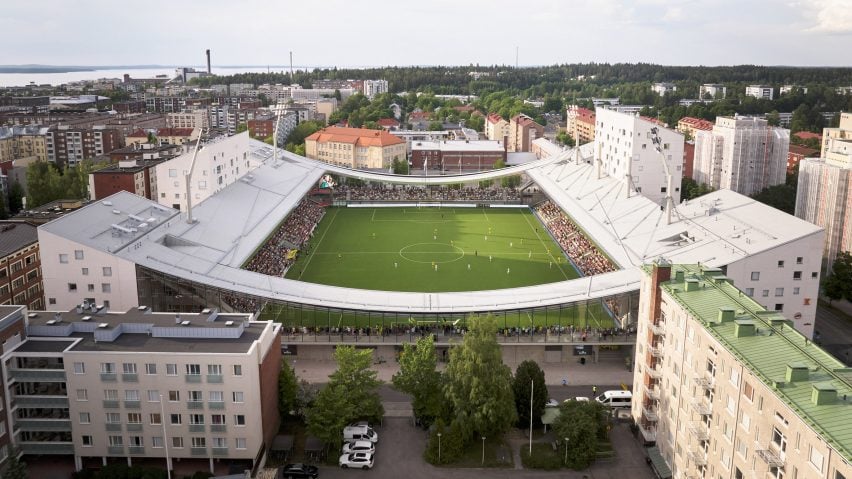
[0,306,26,469]
[0,222,44,310]
[633,262,852,479]
[46,125,125,168]
[362,80,388,99]
[0,305,281,474]
[745,85,774,100]
[565,106,596,145]
[484,113,510,142]
[699,84,727,100]
[508,114,544,152]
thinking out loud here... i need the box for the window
[102,267,112,277]
[232,391,244,403]
[812,272,818,278]
[809,447,824,472]
[150,413,162,425]
[79,412,91,424]
[186,364,201,375]
[775,304,784,311]
[82,267,89,275]
[777,260,784,268]
[101,283,111,293]
[775,288,784,296]
[751,271,760,281]
[152,436,164,448]
[740,412,751,431]
[104,389,118,400]
[166,363,178,376]
[74,362,85,374]
[192,437,206,448]
[188,390,203,402]
[100,363,115,374]
[772,427,787,453]
[745,288,754,297]
[168,390,180,402]
[75,250,84,260]
[211,414,225,425]
[796,256,803,264]
[170,414,182,425]
[59,254,68,264]
[233,365,242,376]
[82,435,94,447]
[190,414,204,425]
[87,284,94,292]
[208,364,222,375]
[743,382,754,401]
[147,390,160,402]
[76,389,88,401]
[172,437,184,448]
[68,283,77,292]
[129,436,143,447]
[145,363,156,375]
[125,390,139,401]
[169,169,177,177]
[122,363,137,374]
[236,438,247,449]
[234,414,246,426]
[127,413,142,424]
[106,412,120,424]
[793,287,800,295]
[209,391,224,402]
[729,368,740,386]
[793,271,802,280]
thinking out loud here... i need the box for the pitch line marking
[522,211,570,281]
[297,208,338,279]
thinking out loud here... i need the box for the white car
[339,452,374,469]
[342,440,376,455]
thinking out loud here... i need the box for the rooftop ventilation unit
[98,323,109,329]
[128,214,144,222]
[111,224,134,234]
[27,312,37,318]
[46,319,57,325]
[81,316,92,321]
[137,306,147,311]
[102,201,113,206]
[225,320,234,326]
[202,308,211,314]
[112,209,121,215]
[181,320,191,326]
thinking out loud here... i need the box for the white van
[343,425,378,443]
[594,390,632,408]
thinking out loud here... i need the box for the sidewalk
[289,356,633,387]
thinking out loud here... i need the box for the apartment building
[0,306,25,469]
[0,222,44,310]
[46,125,125,168]
[154,132,257,211]
[0,305,281,474]
[780,85,808,95]
[566,106,596,145]
[0,126,49,164]
[693,116,790,196]
[362,79,389,99]
[746,85,774,100]
[676,117,714,140]
[652,82,677,96]
[508,114,545,152]
[305,126,405,169]
[167,110,210,130]
[633,262,852,479]
[699,84,727,100]
[594,108,685,205]
[484,113,510,142]
[89,159,166,201]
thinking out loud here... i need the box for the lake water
[0,66,315,87]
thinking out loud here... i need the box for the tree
[2,451,27,479]
[146,132,158,144]
[443,314,516,441]
[305,383,354,451]
[392,335,443,427]
[235,123,248,134]
[766,110,781,127]
[751,183,796,215]
[681,177,714,201]
[552,400,608,469]
[555,130,575,147]
[278,361,299,417]
[25,161,62,207]
[327,345,384,423]
[391,158,409,175]
[8,182,23,213]
[428,120,444,131]
[824,252,852,303]
[513,360,548,428]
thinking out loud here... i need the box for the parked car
[280,463,319,479]
[342,440,376,455]
[339,452,375,469]
[343,425,378,443]
[348,420,371,428]
[545,398,559,407]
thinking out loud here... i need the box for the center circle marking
[399,243,466,264]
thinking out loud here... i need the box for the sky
[3,0,852,67]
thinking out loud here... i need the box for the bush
[424,420,467,465]
[520,443,563,470]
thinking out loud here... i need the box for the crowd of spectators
[242,199,325,278]
[535,201,616,276]
[335,185,519,202]
[279,323,636,341]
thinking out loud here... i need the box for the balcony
[688,450,707,466]
[128,446,145,455]
[185,374,202,383]
[14,418,72,432]
[639,425,656,442]
[690,399,712,416]
[642,404,659,421]
[688,423,710,441]
[755,447,785,467]
[8,369,67,382]
[105,423,122,431]
[207,374,224,383]
[100,372,117,382]
[191,447,208,456]
[126,423,143,432]
[208,401,225,410]
[108,446,125,455]
[103,400,120,409]
[12,396,69,408]
[124,400,141,409]
[648,346,664,358]
[212,447,228,456]
[121,373,138,382]
[18,441,75,455]
[210,424,226,433]
[189,424,205,432]
[693,376,713,390]
[187,401,204,410]
[649,322,665,335]
[644,384,660,401]
[647,367,663,379]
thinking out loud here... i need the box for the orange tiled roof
[794,131,822,141]
[157,128,194,137]
[486,113,505,124]
[306,127,405,147]
[678,117,715,131]
[126,129,148,138]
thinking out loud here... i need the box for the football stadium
[38,136,823,346]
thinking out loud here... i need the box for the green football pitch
[282,206,579,292]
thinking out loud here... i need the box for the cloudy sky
[3,0,852,67]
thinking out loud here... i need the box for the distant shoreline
[0,65,301,74]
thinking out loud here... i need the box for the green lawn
[284,207,578,292]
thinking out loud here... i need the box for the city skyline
[3,0,852,68]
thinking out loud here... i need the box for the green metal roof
[658,264,852,463]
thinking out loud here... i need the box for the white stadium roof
[39,139,821,313]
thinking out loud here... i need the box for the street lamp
[564,437,569,466]
[481,436,486,465]
[437,432,442,463]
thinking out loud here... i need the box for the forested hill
[191,63,852,95]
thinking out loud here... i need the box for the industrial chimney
[206,49,211,74]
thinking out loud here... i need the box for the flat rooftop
[660,265,852,462]
[13,339,75,353]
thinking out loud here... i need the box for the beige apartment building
[0,126,49,164]
[305,126,405,169]
[485,113,510,142]
[508,114,544,152]
[0,306,281,474]
[166,110,210,130]
[633,262,851,479]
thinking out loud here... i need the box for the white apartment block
[693,116,790,196]
[362,79,389,99]
[0,305,281,474]
[633,262,852,479]
[594,108,685,206]
[746,85,774,100]
[780,85,808,95]
[652,82,677,96]
[699,84,727,100]
[167,111,210,130]
[154,132,259,212]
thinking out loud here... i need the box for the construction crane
[649,126,674,225]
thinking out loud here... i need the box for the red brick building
[683,140,695,179]
[112,100,146,114]
[508,114,544,152]
[788,144,819,174]
[90,158,167,200]
[247,117,275,139]
[411,140,506,172]
[0,222,44,310]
